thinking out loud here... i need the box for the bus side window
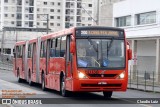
[40,41,46,58]
[17,46,22,58]
[55,37,61,57]
[28,44,32,58]
[60,36,66,57]
[50,39,55,57]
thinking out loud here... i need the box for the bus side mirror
[70,42,75,53]
[128,49,132,60]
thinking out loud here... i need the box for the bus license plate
[98,82,107,84]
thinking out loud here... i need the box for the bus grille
[87,74,117,78]
[81,84,122,87]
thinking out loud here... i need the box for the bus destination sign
[76,30,122,37]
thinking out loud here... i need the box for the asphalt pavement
[0,68,160,107]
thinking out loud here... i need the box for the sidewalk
[0,61,13,71]
[128,83,160,93]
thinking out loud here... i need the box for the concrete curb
[0,67,12,71]
[128,87,160,93]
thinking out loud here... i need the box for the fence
[0,54,13,71]
[128,70,160,92]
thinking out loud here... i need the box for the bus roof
[15,26,124,45]
[75,26,124,31]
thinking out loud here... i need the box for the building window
[88,4,92,7]
[43,23,47,26]
[4,7,8,10]
[50,16,54,19]
[50,23,54,26]
[44,2,47,5]
[16,14,22,19]
[57,16,60,19]
[88,11,92,14]
[37,8,39,11]
[58,2,61,6]
[57,23,60,26]
[11,21,14,24]
[12,14,14,17]
[37,22,39,25]
[50,9,54,12]
[16,21,21,26]
[88,17,92,21]
[12,0,15,3]
[43,8,47,12]
[51,2,54,5]
[25,22,28,25]
[29,21,33,27]
[4,0,8,3]
[116,16,131,27]
[5,14,8,17]
[136,11,156,25]
[57,9,60,12]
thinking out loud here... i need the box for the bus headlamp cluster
[78,72,88,79]
[117,72,125,79]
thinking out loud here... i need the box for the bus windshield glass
[76,38,125,68]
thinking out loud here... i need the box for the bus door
[32,43,37,81]
[65,35,72,90]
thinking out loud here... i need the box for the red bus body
[13,26,132,97]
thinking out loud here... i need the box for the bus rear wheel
[42,73,46,91]
[103,91,113,99]
[60,76,69,97]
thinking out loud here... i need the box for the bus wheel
[28,71,33,86]
[60,76,68,97]
[42,73,46,91]
[103,91,112,99]
[17,70,22,83]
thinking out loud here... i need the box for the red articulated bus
[13,26,132,98]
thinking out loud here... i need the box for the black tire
[42,73,46,91]
[60,76,69,97]
[17,70,22,83]
[28,71,33,86]
[103,91,113,99]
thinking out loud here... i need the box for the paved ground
[0,69,160,107]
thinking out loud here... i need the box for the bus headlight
[117,72,125,79]
[78,72,88,79]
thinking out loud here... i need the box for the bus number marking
[85,70,98,74]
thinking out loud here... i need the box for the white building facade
[0,0,94,55]
[113,0,160,82]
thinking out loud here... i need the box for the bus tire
[60,76,69,97]
[17,69,22,83]
[42,73,46,91]
[103,91,112,99]
[28,71,33,86]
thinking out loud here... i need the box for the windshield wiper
[87,37,98,52]
[107,38,114,59]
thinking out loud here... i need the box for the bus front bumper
[72,78,127,92]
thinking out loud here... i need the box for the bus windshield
[76,38,125,68]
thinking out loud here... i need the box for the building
[94,0,124,26]
[0,0,94,55]
[113,0,160,82]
